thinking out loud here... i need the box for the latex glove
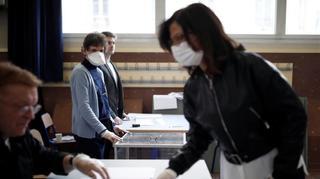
[101,130,121,143]
[113,116,123,125]
[123,113,133,121]
[122,112,128,118]
[157,169,177,179]
[73,154,109,179]
[113,125,127,137]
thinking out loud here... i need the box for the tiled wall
[63,62,293,87]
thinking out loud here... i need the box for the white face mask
[171,41,203,67]
[87,51,106,66]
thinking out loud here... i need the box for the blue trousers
[74,135,105,159]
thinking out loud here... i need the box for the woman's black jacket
[168,51,307,178]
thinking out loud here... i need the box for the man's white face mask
[87,51,106,66]
[171,41,203,67]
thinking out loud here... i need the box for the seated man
[0,62,109,179]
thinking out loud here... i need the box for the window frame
[63,0,320,52]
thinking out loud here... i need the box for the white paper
[168,92,183,100]
[48,167,155,179]
[153,95,177,110]
[128,113,163,118]
[61,135,75,141]
[135,118,154,126]
[108,167,155,179]
[155,118,166,126]
[52,135,75,142]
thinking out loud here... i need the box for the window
[286,0,320,35]
[166,0,276,35]
[62,0,320,44]
[62,0,155,33]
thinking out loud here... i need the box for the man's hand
[113,116,123,125]
[113,126,127,137]
[122,112,128,118]
[157,169,177,179]
[73,154,109,179]
[122,113,133,121]
[101,130,121,143]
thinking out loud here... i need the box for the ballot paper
[168,92,183,100]
[52,135,75,142]
[127,113,164,126]
[107,167,155,179]
[155,117,166,126]
[128,113,163,119]
[48,167,155,179]
[153,95,177,110]
[135,118,154,126]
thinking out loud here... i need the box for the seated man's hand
[101,130,121,143]
[113,126,127,137]
[73,154,109,179]
[157,169,177,179]
[113,116,123,125]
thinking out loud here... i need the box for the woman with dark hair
[157,3,307,179]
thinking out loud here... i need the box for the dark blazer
[0,131,67,179]
[99,62,125,118]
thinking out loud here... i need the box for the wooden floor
[211,172,320,179]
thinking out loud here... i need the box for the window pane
[62,0,155,34]
[286,0,320,35]
[166,0,276,34]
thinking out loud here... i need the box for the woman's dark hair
[158,3,244,74]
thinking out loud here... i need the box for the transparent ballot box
[114,132,186,159]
